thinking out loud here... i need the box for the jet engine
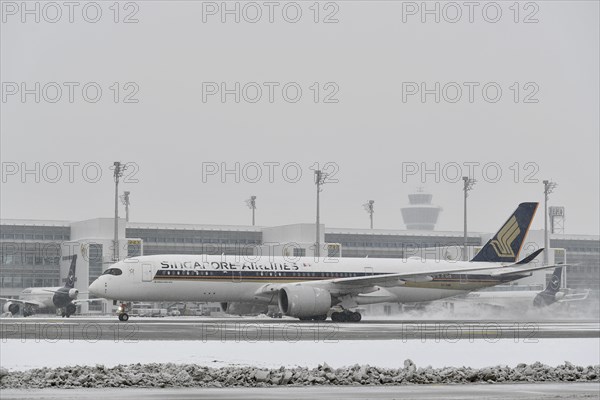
[220,302,269,316]
[3,302,20,314]
[68,288,79,299]
[278,286,331,318]
[554,292,565,301]
[533,291,564,307]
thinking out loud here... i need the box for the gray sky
[1,1,599,235]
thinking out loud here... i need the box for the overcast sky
[1,1,599,235]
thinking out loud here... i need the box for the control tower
[401,189,442,230]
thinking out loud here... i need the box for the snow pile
[1,360,598,389]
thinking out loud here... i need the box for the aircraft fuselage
[90,255,521,305]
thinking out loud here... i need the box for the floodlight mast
[112,162,126,262]
[314,170,328,258]
[246,196,257,226]
[363,200,375,229]
[462,176,476,260]
[543,180,558,265]
[120,191,131,222]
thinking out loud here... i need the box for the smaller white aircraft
[0,255,101,317]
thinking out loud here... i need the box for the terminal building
[1,197,599,314]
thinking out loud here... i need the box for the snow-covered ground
[2,338,598,371]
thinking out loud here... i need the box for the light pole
[120,191,131,222]
[462,176,476,260]
[363,200,375,229]
[315,170,328,258]
[112,162,126,262]
[245,196,257,226]
[543,180,558,265]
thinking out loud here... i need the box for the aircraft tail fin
[533,267,563,307]
[65,255,77,288]
[542,267,563,295]
[470,202,538,263]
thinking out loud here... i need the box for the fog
[1,1,599,235]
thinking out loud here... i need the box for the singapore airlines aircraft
[1,256,100,317]
[89,202,565,322]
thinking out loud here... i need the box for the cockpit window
[102,268,123,276]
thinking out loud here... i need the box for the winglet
[515,248,544,265]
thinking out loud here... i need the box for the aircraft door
[231,270,242,283]
[142,263,153,282]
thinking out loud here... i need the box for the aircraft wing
[72,298,105,305]
[257,261,571,297]
[257,262,520,295]
[489,263,572,277]
[0,298,45,308]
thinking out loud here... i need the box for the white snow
[1,338,598,371]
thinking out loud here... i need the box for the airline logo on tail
[65,255,77,288]
[549,273,561,291]
[490,216,521,258]
[471,202,538,263]
[67,271,75,287]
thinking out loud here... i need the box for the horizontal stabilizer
[559,290,590,303]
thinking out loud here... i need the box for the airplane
[89,202,569,322]
[454,266,589,310]
[1,255,100,317]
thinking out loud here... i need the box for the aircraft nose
[89,278,102,296]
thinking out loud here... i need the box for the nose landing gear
[117,303,129,322]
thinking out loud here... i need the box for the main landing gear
[297,310,362,322]
[331,310,362,322]
[60,304,77,318]
[23,305,34,318]
[117,302,129,322]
